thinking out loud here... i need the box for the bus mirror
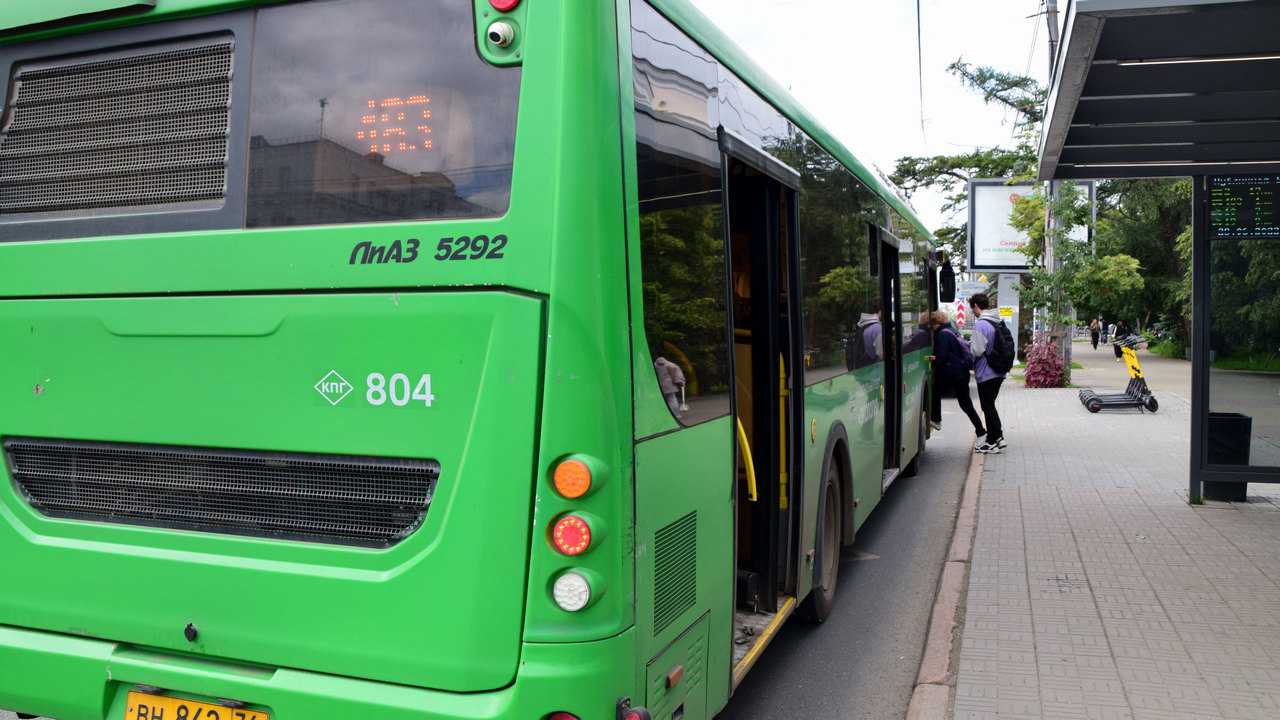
[939,257,956,303]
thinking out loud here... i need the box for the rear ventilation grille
[653,511,697,635]
[3,437,438,548]
[0,36,233,216]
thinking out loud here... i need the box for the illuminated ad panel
[968,179,1035,273]
[967,179,1094,273]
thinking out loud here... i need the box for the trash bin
[1207,412,1252,466]
[1204,412,1252,501]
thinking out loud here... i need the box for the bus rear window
[246,0,519,227]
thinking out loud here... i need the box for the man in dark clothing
[1113,320,1130,361]
[968,293,1007,454]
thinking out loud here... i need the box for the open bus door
[873,225,904,487]
[720,129,803,685]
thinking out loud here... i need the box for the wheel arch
[820,421,855,546]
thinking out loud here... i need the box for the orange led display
[357,96,434,154]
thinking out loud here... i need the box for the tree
[1009,182,1145,329]
[1210,235,1280,366]
[890,61,1044,267]
[1091,179,1192,339]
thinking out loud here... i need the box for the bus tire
[798,463,842,623]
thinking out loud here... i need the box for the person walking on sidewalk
[968,293,1007,454]
[1112,319,1130,361]
[928,311,986,439]
[1089,317,1100,350]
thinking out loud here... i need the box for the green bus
[0,0,937,718]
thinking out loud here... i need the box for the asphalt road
[717,416,972,719]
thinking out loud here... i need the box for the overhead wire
[1010,0,1045,147]
[917,0,927,145]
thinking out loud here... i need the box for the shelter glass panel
[1206,233,1280,468]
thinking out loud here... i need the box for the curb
[905,449,984,720]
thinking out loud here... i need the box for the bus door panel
[874,225,903,480]
[723,134,801,615]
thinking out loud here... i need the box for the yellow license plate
[125,690,269,720]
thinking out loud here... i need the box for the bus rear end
[0,1,638,718]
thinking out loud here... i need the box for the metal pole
[1046,0,1060,76]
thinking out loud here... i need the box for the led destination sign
[1208,175,1280,239]
[358,95,434,156]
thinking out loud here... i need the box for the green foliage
[1212,351,1280,372]
[949,61,1045,126]
[1009,183,1144,326]
[892,62,1195,344]
[1209,235,1280,365]
[1148,339,1185,359]
[1087,179,1192,334]
[890,61,1043,266]
[640,205,730,391]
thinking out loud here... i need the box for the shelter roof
[1038,0,1280,180]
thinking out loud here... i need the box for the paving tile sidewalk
[951,383,1280,720]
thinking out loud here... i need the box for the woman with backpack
[929,310,985,439]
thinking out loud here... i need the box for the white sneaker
[974,441,1002,454]
[930,421,942,431]
[994,437,1008,449]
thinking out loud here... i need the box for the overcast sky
[686,0,1050,234]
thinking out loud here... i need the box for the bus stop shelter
[1037,0,1280,501]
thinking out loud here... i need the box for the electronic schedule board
[1208,175,1280,238]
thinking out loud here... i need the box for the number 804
[367,373,435,407]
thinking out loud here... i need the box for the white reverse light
[553,571,591,612]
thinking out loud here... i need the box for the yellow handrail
[736,418,758,502]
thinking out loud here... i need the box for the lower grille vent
[3,437,438,548]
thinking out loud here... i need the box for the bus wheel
[798,463,842,623]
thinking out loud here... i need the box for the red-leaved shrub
[1024,337,1066,388]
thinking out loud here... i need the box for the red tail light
[551,515,592,555]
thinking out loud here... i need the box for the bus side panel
[633,418,735,717]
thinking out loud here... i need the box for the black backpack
[981,318,1015,374]
[844,323,880,370]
